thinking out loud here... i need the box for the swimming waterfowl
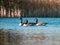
[35,18,47,26]
[23,19,31,26]
[19,18,47,26]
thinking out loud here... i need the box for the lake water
[0,18,60,45]
[0,18,60,35]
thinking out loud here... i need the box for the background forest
[0,0,60,17]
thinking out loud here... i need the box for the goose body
[19,23,22,26]
[23,23,31,26]
[36,22,47,26]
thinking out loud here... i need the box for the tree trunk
[10,8,12,17]
[6,9,8,17]
[3,7,5,17]
[8,8,10,17]
[3,8,6,17]
[1,6,4,17]
[13,8,15,17]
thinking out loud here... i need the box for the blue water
[0,18,60,36]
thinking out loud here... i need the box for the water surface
[0,18,60,36]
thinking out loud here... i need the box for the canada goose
[23,19,31,26]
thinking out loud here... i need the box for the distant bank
[0,0,60,18]
[0,7,60,18]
